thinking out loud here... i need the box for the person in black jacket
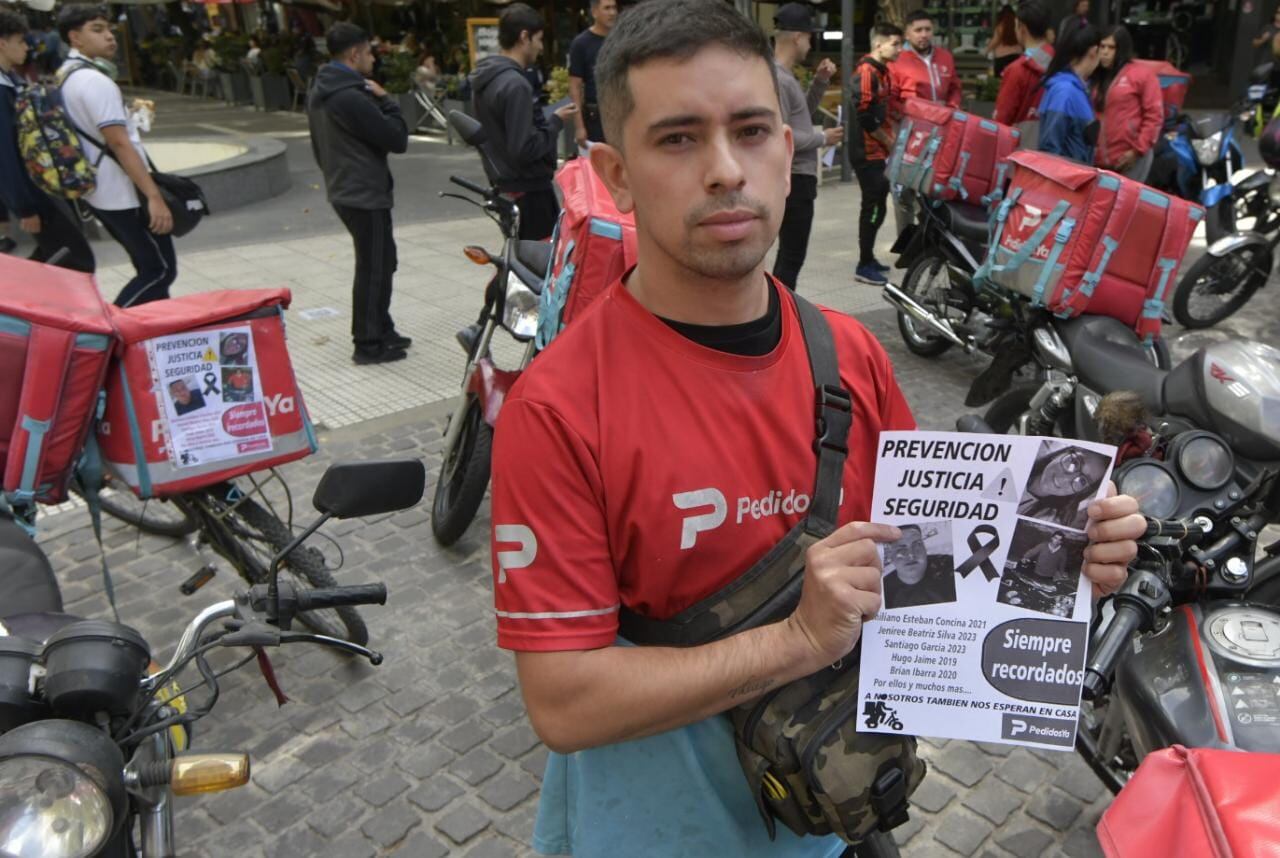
[0,7,93,273]
[471,3,577,241]
[308,22,411,365]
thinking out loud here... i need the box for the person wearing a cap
[771,2,842,291]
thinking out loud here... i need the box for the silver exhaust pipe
[882,282,971,350]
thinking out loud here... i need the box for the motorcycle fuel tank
[1164,341,1280,461]
[1114,602,1280,756]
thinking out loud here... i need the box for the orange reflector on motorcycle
[170,754,250,796]
[464,246,491,265]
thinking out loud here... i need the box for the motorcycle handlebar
[1142,518,1207,542]
[1081,600,1145,701]
[450,175,491,197]
[294,583,388,612]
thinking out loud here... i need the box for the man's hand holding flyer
[857,430,1116,750]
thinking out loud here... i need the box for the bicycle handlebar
[294,583,388,612]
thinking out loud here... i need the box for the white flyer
[145,326,273,469]
[856,430,1116,751]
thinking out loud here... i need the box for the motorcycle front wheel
[1172,244,1272,329]
[896,251,957,358]
[431,396,493,547]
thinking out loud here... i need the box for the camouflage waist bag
[619,291,925,845]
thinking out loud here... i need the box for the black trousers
[515,187,559,241]
[854,161,890,267]
[29,196,94,274]
[333,204,397,347]
[584,104,605,144]
[92,205,178,308]
[772,174,818,291]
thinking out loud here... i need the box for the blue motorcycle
[1155,111,1246,244]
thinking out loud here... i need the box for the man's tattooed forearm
[728,676,777,700]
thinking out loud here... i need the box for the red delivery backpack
[1133,60,1191,127]
[1097,745,1280,857]
[98,289,316,498]
[975,150,1203,341]
[887,97,1021,206]
[0,255,116,506]
[535,158,637,349]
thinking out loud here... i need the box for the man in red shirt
[889,9,962,119]
[488,1,1145,853]
[994,0,1055,145]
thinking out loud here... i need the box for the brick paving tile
[435,801,494,845]
[360,799,423,848]
[934,809,996,856]
[409,777,466,813]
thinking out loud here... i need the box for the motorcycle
[1147,104,1244,246]
[959,350,1280,807]
[430,111,550,546]
[0,459,424,857]
[884,196,1169,408]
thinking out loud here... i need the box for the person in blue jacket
[0,7,93,272]
[1036,23,1102,164]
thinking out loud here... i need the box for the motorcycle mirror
[448,110,487,147]
[312,460,426,520]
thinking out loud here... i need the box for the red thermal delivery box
[97,289,317,498]
[887,97,1021,206]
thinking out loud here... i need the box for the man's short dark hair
[0,7,28,39]
[499,3,544,51]
[595,0,777,147]
[904,9,933,27]
[1016,0,1052,38]
[57,4,108,43]
[325,22,368,59]
[872,23,903,44]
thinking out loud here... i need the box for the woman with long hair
[987,5,1021,77]
[1037,23,1103,164]
[1091,25,1163,180]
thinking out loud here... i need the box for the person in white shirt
[57,4,175,307]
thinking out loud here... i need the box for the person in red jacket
[993,0,1054,138]
[889,9,962,119]
[1091,25,1162,180]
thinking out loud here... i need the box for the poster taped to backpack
[857,431,1115,750]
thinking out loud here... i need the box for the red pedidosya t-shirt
[489,278,917,652]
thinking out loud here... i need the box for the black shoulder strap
[58,62,157,174]
[616,286,853,647]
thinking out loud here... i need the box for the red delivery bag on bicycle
[0,254,116,505]
[975,150,1203,341]
[98,289,317,498]
[535,158,637,349]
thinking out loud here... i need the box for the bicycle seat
[1054,315,1167,412]
[0,518,62,615]
[517,241,552,280]
[940,201,991,245]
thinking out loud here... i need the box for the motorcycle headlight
[1193,131,1224,166]
[1174,432,1235,491]
[0,721,125,858]
[1116,461,1180,519]
[502,272,540,340]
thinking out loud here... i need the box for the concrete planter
[249,73,292,112]
[219,71,251,105]
[395,92,426,131]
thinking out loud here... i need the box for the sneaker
[383,330,412,350]
[854,264,888,286]
[352,343,408,365]
[869,259,891,274]
[455,323,481,355]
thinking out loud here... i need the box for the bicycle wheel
[191,486,369,645]
[83,477,198,539]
